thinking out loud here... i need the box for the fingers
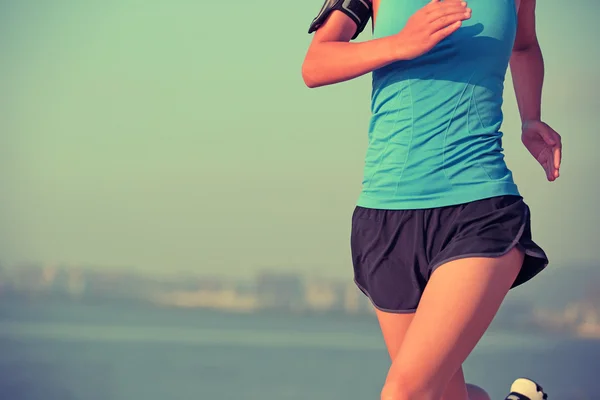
[427,2,470,21]
[430,20,463,42]
[426,2,471,34]
[539,150,554,182]
[429,10,471,33]
[539,146,560,181]
[553,146,561,178]
[540,124,561,178]
[524,120,562,181]
[544,158,552,181]
[552,133,562,169]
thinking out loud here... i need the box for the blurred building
[303,278,341,312]
[255,271,303,311]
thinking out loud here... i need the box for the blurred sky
[0,0,598,278]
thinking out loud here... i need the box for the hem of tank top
[355,181,520,210]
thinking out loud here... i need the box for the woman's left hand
[521,119,562,182]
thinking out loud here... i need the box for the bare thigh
[380,247,524,400]
[376,311,489,400]
[375,309,414,360]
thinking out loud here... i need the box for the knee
[380,374,438,400]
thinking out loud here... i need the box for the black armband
[308,0,372,40]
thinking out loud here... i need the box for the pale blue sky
[0,0,598,278]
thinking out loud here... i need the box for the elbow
[302,76,320,89]
[301,61,321,89]
[302,49,327,88]
[512,39,540,54]
[304,78,319,89]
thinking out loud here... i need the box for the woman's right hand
[393,0,472,61]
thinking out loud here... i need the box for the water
[0,301,598,400]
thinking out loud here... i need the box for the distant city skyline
[0,0,598,278]
[2,261,599,340]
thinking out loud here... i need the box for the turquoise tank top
[357,0,520,210]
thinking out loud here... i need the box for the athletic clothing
[358,0,519,210]
[351,195,548,312]
[349,0,549,311]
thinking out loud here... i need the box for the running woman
[302,0,561,399]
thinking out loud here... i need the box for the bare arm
[301,0,471,88]
[511,0,562,181]
[510,0,544,123]
[301,10,400,88]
